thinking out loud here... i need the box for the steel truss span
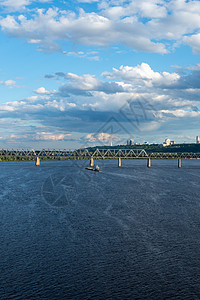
[0,149,200,159]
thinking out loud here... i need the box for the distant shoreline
[84,143,200,153]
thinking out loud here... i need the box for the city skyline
[0,0,200,149]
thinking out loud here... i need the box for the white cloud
[0,0,31,11]
[63,50,100,61]
[98,132,119,142]
[0,7,167,53]
[77,0,99,2]
[103,0,167,20]
[0,103,16,111]
[0,0,51,11]
[85,133,96,142]
[0,62,200,146]
[103,63,180,88]
[35,132,71,141]
[26,95,38,101]
[160,109,200,118]
[103,63,161,81]
[0,79,16,87]
[28,39,42,44]
[57,72,125,96]
[10,133,26,139]
[183,33,200,54]
[34,86,56,94]
[66,73,99,89]
[0,1,200,53]
[85,132,119,143]
[46,99,66,111]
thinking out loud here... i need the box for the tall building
[127,139,134,146]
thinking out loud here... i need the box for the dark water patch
[1,160,200,299]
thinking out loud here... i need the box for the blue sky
[0,0,200,149]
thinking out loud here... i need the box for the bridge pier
[90,157,94,167]
[147,157,151,168]
[118,157,121,167]
[35,157,40,166]
[178,158,181,168]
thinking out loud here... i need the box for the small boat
[85,165,101,172]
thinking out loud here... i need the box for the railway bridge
[1,148,200,168]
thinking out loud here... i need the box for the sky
[0,0,200,149]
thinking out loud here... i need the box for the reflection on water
[1,159,200,299]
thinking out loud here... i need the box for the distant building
[165,138,171,144]
[127,139,134,146]
[163,138,171,147]
[196,136,200,144]
[163,138,175,147]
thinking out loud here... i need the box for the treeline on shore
[85,143,200,153]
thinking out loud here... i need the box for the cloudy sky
[0,0,200,149]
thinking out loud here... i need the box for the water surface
[1,159,200,299]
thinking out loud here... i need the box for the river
[1,159,200,299]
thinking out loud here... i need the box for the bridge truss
[0,148,200,159]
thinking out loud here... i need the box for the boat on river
[85,165,101,172]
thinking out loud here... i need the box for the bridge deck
[0,149,200,159]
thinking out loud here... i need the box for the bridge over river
[1,148,200,160]
[1,148,200,168]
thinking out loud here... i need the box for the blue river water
[1,159,200,299]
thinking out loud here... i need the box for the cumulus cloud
[159,109,200,118]
[1,1,200,53]
[103,63,161,81]
[26,95,38,101]
[0,0,31,11]
[54,72,126,96]
[35,132,71,141]
[101,0,167,20]
[0,0,51,12]
[85,132,119,143]
[3,62,200,115]
[1,62,200,146]
[0,79,16,87]
[0,6,167,54]
[102,63,181,89]
[183,33,200,54]
[34,86,56,95]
